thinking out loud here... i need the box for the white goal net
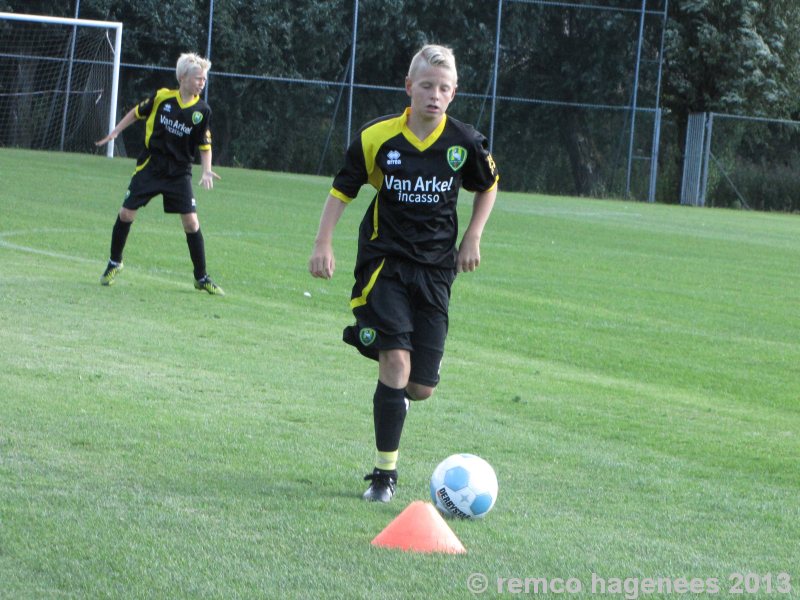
[0,12,122,157]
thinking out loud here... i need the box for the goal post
[0,12,122,157]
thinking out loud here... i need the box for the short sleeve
[331,134,368,201]
[134,95,154,120]
[198,107,212,150]
[461,129,499,193]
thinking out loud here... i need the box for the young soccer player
[96,52,224,295]
[309,44,499,502]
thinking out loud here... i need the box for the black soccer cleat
[100,261,123,286]
[194,275,225,296]
[362,468,397,503]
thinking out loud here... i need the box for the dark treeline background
[2,0,800,209]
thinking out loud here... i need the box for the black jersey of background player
[134,88,212,177]
[331,108,499,271]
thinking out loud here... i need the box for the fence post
[59,0,81,151]
[625,0,647,198]
[680,112,707,206]
[699,113,714,207]
[647,0,669,203]
[204,0,214,102]
[647,108,661,203]
[345,0,359,149]
[488,0,502,154]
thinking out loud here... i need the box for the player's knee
[119,207,136,223]
[181,214,200,233]
[382,350,408,370]
[378,350,411,389]
[406,382,435,401]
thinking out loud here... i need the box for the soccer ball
[430,453,498,518]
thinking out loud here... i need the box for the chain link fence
[4,0,669,200]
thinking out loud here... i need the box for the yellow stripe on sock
[376,450,398,471]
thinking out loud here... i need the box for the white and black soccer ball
[430,453,498,518]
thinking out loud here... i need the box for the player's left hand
[309,242,336,279]
[200,170,221,190]
[456,236,481,273]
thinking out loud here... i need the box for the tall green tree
[662,0,800,199]
[4,0,800,205]
[490,2,665,196]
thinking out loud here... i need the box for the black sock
[373,380,408,454]
[109,216,132,263]
[185,229,206,280]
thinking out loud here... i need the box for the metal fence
[10,0,670,201]
[681,112,800,211]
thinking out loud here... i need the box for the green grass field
[1,147,798,599]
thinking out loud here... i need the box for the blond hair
[408,44,457,84]
[176,53,211,81]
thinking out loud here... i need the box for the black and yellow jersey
[331,108,499,271]
[133,88,212,177]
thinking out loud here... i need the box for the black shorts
[122,163,196,214]
[343,257,455,387]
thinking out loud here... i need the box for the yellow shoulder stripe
[330,188,354,204]
[144,89,180,149]
[360,113,406,190]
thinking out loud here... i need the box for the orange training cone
[371,501,466,554]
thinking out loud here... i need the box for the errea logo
[386,150,402,166]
